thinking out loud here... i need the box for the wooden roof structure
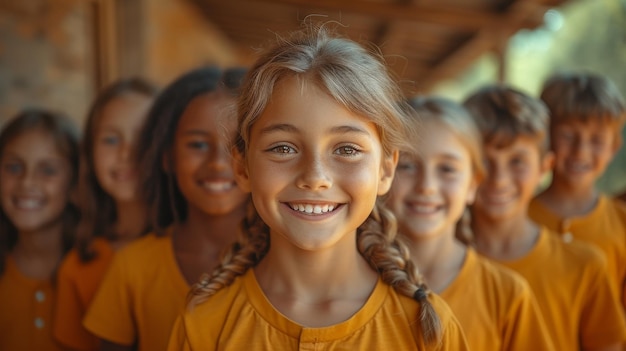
[192,0,570,92]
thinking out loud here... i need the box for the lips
[288,202,337,214]
[112,169,137,182]
[406,202,439,215]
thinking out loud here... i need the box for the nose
[487,162,508,189]
[18,168,37,190]
[296,152,332,191]
[118,141,132,161]
[571,135,589,160]
[206,143,231,171]
[415,166,436,195]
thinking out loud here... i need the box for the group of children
[1,24,625,350]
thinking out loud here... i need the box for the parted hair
[407,96,485,245]
[187,25,444,345]
[540,72,626,141]
[0,109,80,275]
[76,77,158,262]
[463,84,551,154]
[136,66,248,235]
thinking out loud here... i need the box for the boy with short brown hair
[529,72,626,309]
[464,83,626,350]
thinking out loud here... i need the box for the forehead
[98,92,153,127]
[553,119,619,133]
[252,76,379,137]
[177,93,237,133]
[415,120,469,158]
[2,128,67,161]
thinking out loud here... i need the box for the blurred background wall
[0,0,624,193]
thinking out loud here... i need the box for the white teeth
[411,204,437,214]
[16,198,43,210]
[290,203,336,214]
[202,181,233,192]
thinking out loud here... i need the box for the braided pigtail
[358,200,442,345]
[187,202,269,308]
[454,207,474,246]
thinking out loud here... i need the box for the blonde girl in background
[0,109,80,351]
[168,26,469,350]
[53,78,158,351]
[386,96,554,350]
[84,66,250,351]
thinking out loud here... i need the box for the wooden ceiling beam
[416,0,550,91]
[257,0,502,31]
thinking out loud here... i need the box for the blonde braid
[187,202,269,308]
[358,200,443,345]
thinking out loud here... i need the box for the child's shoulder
[542,227,606,269]
[470,249,531,296]
[58,237,114,277]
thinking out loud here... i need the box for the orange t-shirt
[168,269,470,350]
[491,228,626,349]
[529,195,626,308]
[54,237,114,351]
[0,257,65,351]
[440,248,554,350]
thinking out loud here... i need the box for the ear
[540,151,555,176]
[377,150,399,196]
[232,147,251,193]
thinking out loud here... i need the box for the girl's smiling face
[172,92,249,218]
[387,120,477,241]
[234,76,397,251]
[93,92,153,203]
[0,129,73,233]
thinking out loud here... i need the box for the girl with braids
[386,96,555,350]
[168,26,468,350]
[83,66,250,351]
[0,109,80,351]
[54,77,158,351]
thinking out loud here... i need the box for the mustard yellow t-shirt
[440,248,554,350]
[529,195,626,308]
[168,269,469,351]
[491,227,626,350]
[54,237,114,351]
[0,257,65,351]
[84,233,189,351]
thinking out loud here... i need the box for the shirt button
[562,232,573,243]
[35,290,45,302]
[34,317,44,329]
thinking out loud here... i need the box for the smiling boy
[464,84,626,350]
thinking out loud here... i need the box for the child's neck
[254,231,378,327]
[172,203,246,285]
[11,222,65,280]
[111,200,148,249]
[472,212,539,261]
[537,181,598,218]
[406,228,466,294]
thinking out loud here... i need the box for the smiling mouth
[13,197,44,210]
[288,203,338,214]
[201,180,236,192]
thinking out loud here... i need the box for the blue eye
[102,136,120,145]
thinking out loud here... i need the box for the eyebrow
[259,123,371,136]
